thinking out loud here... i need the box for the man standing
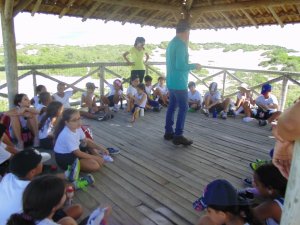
[164,19,201,145]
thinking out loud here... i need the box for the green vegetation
[0,42,298,110]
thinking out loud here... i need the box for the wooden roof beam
[219,12,237,29]
[296,4,300,14]
[141,10,160,27]
[201,16,217,30]
[268,6,284,27]
[59,0,76,18]
[13,0,35,17]
[104,6,121,23]
[82,1,102,22]
[31,0,42,16]
[192,0,300,14]
[121,8,141,25]
[241,9,258,28]
[94,0,179,13]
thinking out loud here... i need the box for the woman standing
[123,37,149,83]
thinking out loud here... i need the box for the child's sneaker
[221,111,227,119]
[103,155,114,162]
[16,141,24,151]
[202,108,209,117]
[65,159,80,182]
[188,108,196,112]
[249,159,269,171]
[73,174,95,190]
[243,177,253,187]
[33,137,40,148]
[107,147,120,155]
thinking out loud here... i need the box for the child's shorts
[253,109,274,120]
[55,152,77,170]
[107,95,115,107]
[209,103,224,113]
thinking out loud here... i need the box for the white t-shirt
[54,127,85,154]
[255,94,278,113]
[134,92,147,108]
[0,173,30,225]
[53,91,73,108]
[188,90,202,103]
[0,142,11,164]
[204,91,221,103]
[126,85,137,97]
[32,95,40,108]
[155,84,168,95]
[36,218,60,225]
[145,85,153,95]
[39,118,54,139]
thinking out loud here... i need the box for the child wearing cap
[203,82,231,119]
[188,81,202,112]
[194,179,261,225]
[252,83,281,126]
[234,83,256,122]
[80,82,112,121]
[52,82,77,108]
[0,149,83,225]
[101,79,124,112]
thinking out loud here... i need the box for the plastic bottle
[212,108,217,118]
[66,185,74,206]
[140,108,144,117]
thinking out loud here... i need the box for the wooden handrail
[0,62,299,111]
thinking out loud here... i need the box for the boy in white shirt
[188,81,202,112]
[52,82,77,108]
[203,82,231,119]
[253,83,281,126]
[144,75,161,111]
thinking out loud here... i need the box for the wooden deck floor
[74,108,275,225]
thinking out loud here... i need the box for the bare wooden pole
[99,66,105,96]
[1,0,18,109]
[279,76,289,111]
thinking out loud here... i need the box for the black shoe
[172,136,193,146]
[164,133,174,140]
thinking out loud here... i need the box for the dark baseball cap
[9,149,42,178]
[193,179,248,211]
[261,83,272,94]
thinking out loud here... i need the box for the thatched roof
[12,0,300,30]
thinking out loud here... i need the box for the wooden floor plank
[71,108,275,225]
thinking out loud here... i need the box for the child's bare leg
[57,216,77,225]
[222,98,231,112]
[63,204,83,220]
[10,116,22,144]
[79,158,102,172]
[100,96,110,105]
[267,111,281,123]
[243,101,252,117]
[131,108,140,123]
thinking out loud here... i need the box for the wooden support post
[280,141,300,225]
[280,76,288,111]
[32,70,37,96]
[146,65,149,76]
[1,0,18,109]
[222,71,226,98]
[99,66,105,96]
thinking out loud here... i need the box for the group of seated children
[187,80,281,125]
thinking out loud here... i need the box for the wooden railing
[0,62,299,110]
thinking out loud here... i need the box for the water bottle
[66,185,74,206]
[140,108,144,117]
[212,108,217,118]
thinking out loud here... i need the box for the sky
[2,13,297,51]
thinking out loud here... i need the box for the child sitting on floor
[52,82,77,108]
[194,179,261,225]
[31,85,47,108]
[36,92,53,122]
[6,93,40,150]
[188,81,202,112]
[126,76,139,112]
[154,76,168,106]
[131,83,147,122]
[54,108,116,173]
[101,79,124,112]
[144,75,161,111]
[80,82,112,121]
[39,101,63,149]
[253,163,287,225]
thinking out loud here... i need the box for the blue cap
[261,83,272,94]
[193,179,246,211]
